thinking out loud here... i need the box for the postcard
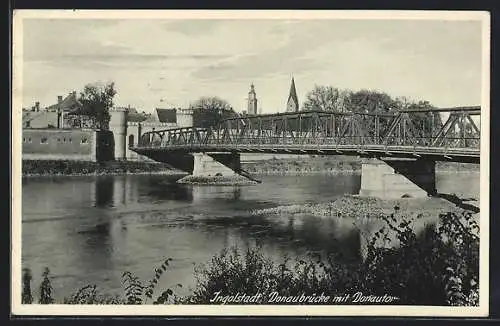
[11,9,490,317]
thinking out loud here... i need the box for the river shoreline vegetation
[21,194,479,306]
[242,156,479,175]
[22,160,186,177]
[21,156,479,178]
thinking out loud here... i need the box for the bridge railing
[136,108,480,153]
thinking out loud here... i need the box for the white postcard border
[11,9,491,317]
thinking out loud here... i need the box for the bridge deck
[132,144,479,163]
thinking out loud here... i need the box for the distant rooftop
[156,108,177,123]
[46,91,83,113]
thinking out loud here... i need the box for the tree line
[301,85,444,142]
[302,85,439,113]
[73,82,444,142]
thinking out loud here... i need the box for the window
[57,138,61,142]
[40,137,48,144]
[28,138,32,143]
[81,137,88,145]
[63,137,66,142]
[69,138,72,143]
[128,134,135,147]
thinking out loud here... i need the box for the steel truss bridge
[132,106,481,164]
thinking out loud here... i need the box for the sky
[21,17,484,114]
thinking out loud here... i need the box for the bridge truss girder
[136,107,480,161]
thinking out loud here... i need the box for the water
[21,172,480,300]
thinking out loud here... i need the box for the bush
[23,259,181,305]
[22,268,33,304]
[21,211,479,306]
[185,210,479,305]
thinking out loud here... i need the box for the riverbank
[241,155,479,175]
[241,155,360,175]
[22,160,187,177]
[22,155,479,178]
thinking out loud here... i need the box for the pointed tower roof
[288,77,298,104]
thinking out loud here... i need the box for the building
[22,92,116,162]
[22,92,84,129]
[22,92,196,162]
[286,77,299,112]
[23,89,259,162]
[22,128,114,162]
[247,83,258,115]
[124,107,187,161]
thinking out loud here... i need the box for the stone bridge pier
[176,152,254,184]
[192,152,241,177]
[359,158,437,199]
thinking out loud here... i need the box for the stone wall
[22,129,114,162]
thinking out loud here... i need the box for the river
[21,172,480,301]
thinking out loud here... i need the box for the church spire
[286,76,299,112]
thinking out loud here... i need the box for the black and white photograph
[11,10,490,316]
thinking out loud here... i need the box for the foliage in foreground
[183,210,479,306]
[22,211,479,306]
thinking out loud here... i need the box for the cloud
[23,19,129,60]
[20,18,484,112]
[28,53,232,72]
[162,20,223,36]
[190,20,336,82]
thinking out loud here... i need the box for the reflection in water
[190,185,243,203]
[21,172,479,300]
[144,178,193,202]
[94,177,114,207]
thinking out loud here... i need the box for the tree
[399,99,444,142]
[190,96,232,111]
[339,90,399,142]
[345,89,400,114]
[78,82,117,130]
[302,85,349,112]
[189,96,236,128]
[302,85,351,112]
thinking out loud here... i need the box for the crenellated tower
[109,107,128,160]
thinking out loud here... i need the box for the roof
[46,92,83,114]
[156,108,177,123]
[22,111,59,128]
[128,112,149,122]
